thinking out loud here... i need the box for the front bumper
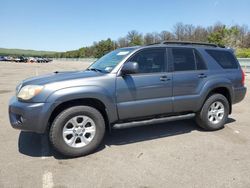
[9,97,53,133]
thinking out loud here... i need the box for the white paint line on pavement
[42,171,54,188]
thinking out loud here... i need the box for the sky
[1,0,250,52]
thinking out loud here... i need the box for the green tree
[223,26,240,48]
[53,22,250,59]
[126,30,143,46]
[207,25,227,46]
[93,38,115,58]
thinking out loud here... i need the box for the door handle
[160,75,170,81]
[198,73,207,78]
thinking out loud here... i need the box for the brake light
[241,68,245,86]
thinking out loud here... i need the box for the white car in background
[28,57,37,63]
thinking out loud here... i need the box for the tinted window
[206,50,238,69]
[129,49,165,73]
[195,50,207,70]
[172,48,195,71]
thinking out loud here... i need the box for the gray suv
[9,41,247,157]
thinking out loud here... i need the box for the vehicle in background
[15,56,29,63]
[0,56,52,63]
[27,57,37,63]
[36,57,45,63]
[14,57,21,62]
[13,56,27,63]
[5,56,14,61]
[0,56,10,61]
[0,56,5,61]
[45,58,53,63]
[21,56,29,63]
[36,57,52,63]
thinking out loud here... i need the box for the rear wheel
[196,94,229,131]
[49,106,105,157]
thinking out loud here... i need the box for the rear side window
[172,48,195,71]
[206,50,238,69]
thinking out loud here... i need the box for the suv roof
[128,41,229,51]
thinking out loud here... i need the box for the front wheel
[49,106,105,157]
[196,94,229,131]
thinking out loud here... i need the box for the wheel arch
[48,98,111,132]
[202,86,232,114]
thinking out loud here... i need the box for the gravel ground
[0,61,249,188]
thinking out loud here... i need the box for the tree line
[54,22,250,58]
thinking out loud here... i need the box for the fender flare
[45,86,118,124]
[198,78,233,111]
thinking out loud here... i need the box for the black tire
[196,94,229,131]
[49,105,105,157]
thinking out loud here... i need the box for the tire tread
[196,94,229,131]
[49,105,105,157]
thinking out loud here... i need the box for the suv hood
[22,70,103,86]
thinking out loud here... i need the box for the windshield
[88,48,135,73]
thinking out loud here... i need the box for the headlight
[17,85,44,100]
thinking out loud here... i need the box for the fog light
[16,115,24,124]
[20,116,24,123]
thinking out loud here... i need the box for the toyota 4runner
[9,41,247,157]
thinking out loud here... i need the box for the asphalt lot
[0,60,249,188]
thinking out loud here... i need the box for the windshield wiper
[86,68,105,73]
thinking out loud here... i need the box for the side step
[113,113,195,129]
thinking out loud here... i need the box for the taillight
[241,68,245,86]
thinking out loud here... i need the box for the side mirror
[121,62,139,75]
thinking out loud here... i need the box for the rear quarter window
[206,50,238,69]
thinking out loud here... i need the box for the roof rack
[161,41,225,48]
[146,41,225,48]
[146,42,161,46]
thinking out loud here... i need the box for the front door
[116,48,173,120]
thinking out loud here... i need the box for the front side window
[129,48,166,73]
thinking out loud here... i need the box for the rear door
[116,47,173,120]
[170,47,208,112]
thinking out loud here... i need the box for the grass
[236,48,250,58]
[0,48,58,57]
